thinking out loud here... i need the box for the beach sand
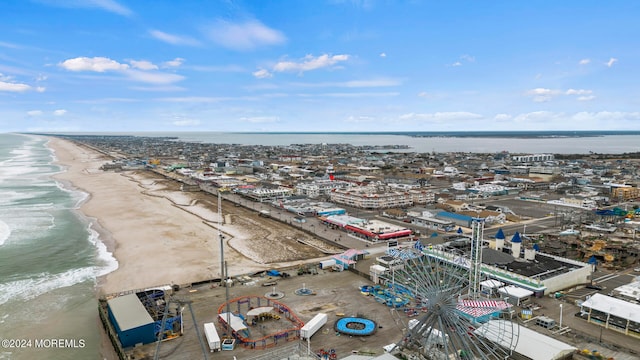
[47,137,331,296]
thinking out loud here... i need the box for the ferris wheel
[387,245,519,360]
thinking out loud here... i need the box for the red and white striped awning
[456,300,511,318]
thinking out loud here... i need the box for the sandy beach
[47,137,330,296]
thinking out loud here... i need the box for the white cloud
[566,89,592,95]
[0,80,32,92]
[172,118,201,126]
[342,79,400,87]
[345,115,374,123]
[53,109,67,116]
[0,41,21,49]
[125,70,184,84]
[162,58,185,68]
[205,19,286,51]
[526,88,595,102]
[527,88,560,96]
[159,96,227,103]
[190,64,245,73]
[513,111,562,124]
[494,113,512,121]
[40,0,132,16]
[572,111,640,122]
[74,97,139,104]
[578,58,591,65]
[59,57,129,72]
[129,60,158,70]
[379,52,386,58]
[526,88,562,102]
[399,112,483,122]
[59,56,185,85]
[239,116,279,124]
[507,111,640,129]
[460,54,475,62]
[606,57,618,67]
[449,54,474,67]
[27,110,43,116]
[130,85,186,92]
[149,30,200,46]
[271,54,350,74]
[36,86,46,93]
[87,0,131,16]
[292,78,401,88]
[310,92,399,98]
[252,69,272,79]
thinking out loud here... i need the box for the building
[295,180,349,198]
[580,293,640,337]
[511,154,555,163]
[329,186,414,209]
[475,320,576,360]
[612,186,640,201]
[107,294,156,348]
[237,187,293,202]
[610,280,640,303]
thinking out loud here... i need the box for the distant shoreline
[234,130,640,138]
[26,131,640,154]
[27,130,640,139]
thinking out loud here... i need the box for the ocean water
[0,133,117,360]
[73,131,640,154]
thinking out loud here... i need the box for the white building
[511,154,555,163]
[610,280,640,302]
[330,186,414,209]
[580,293,640,336]
[475,320,576,360]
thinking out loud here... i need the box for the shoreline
[47,137,243,295]
[46,137,330,295]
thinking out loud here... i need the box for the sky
[1,0,639,133]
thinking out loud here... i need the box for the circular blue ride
[334,317,377,336]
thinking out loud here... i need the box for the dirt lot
[129,269,404,360]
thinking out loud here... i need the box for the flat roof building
[107,293,155,348]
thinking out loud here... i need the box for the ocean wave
[87,224,119,277]
[0,220,10,246]
[54,179,89,208]
[0,267,95,306]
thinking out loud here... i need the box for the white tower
[468,218,485,300]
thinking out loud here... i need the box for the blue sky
[1,0,639,133]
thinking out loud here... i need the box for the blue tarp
[154,316,181,338]
[267,269,281,276]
